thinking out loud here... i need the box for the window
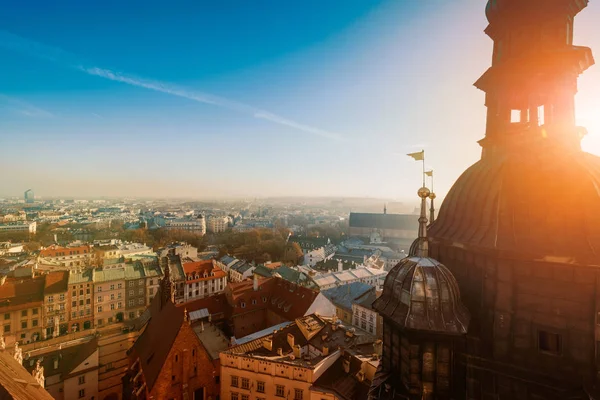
[60,304,65,311]
[129,281,134,287]
[32,319,38,327]
[241,395,249,400]
[108,317,113,323]
[118,283,122,289]
[86,288,90,294]
[511,109,521,123]
[138,279,144,285]
[110,294,115,301]
[129,290,134,296]
[539,330,562,355]
[32,308,38,315]
[86,299,90,305]
[241,377,249,389]
[47,296,53,304]
[98,306,103,313]
[78,375,85,385]
[117,302,122,309]
[98,319,103,325]
[240,302,246,309]
[110,285,115,290]
[231,394,239,400]
[129,312,135,319]
[48,305,54,312]
[72,312,77,318]
[138,298,144,305]
[21,321,27,329]
[231,375,239,387]
[538,105,545,126]
[78,389,85,398]
[97,287,102,292]
[149,288,154,295]
[79,290,83,296]
[59,294,65,301]
[129,300,135,307]
[257,381,265,393]
[276,385,285,397]
[294,389,304,400]
[72,301,77,307]
[3,314,9,320]
[118,292,122,299]
[138,288,144,295]
[79,300,84,306]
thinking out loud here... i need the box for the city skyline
[2,0,600,200]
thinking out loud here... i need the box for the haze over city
[2,0,599,200]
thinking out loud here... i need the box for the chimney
[253,274,258,291]
[277,348,283,357]
[53,358,59,370]
[338,260,343,272]
[322,345,329,356]
[293,345,301,359]
[263,339,273,351]
[287,333,295,348]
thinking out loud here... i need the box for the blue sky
[2,0,600,201]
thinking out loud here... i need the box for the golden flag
[425,170,433,177]
[407,150,424,161]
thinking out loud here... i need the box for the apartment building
[94,269,126,326]
[39,245,93,269]
[67,270,94,331]
[42,271,70,338]
[0,275,44,344]
[182,260,227,302]
[220,314,375,400]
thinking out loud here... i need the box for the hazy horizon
[2,0,600,200]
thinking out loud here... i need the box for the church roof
[349,213,417,231]
[429,150,600,266]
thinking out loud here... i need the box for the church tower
[427,1,600,398]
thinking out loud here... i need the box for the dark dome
[373,256,470,334]
[485,0,502,22]
[429,149,600,265]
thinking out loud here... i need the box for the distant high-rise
[24,189,34,204]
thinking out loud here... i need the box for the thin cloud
[0,94,54,118]
[0,30,342,140]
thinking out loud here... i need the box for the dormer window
[240,302,246,309]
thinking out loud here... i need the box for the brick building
[225,275,336,339]
[123,268,226,400]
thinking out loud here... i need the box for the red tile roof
[224,277,319,321]
[40,245,91,258]
[43,271,69,294]
[182,260,226,282]
[0,276,45,312]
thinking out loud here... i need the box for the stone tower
[427,0,600,398]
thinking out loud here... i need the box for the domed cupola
[374,187,470,335]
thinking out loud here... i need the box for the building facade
[42,271,70,338]
[39,245,93,269]
[94,269,126,326]
[124,264,147,320]
[67,270,94,332]
[182,260,227,302]
[0,275,44,345]
[207,215,229,233]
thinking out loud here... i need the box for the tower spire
[384,203,387,215]
[416,187,430,258]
